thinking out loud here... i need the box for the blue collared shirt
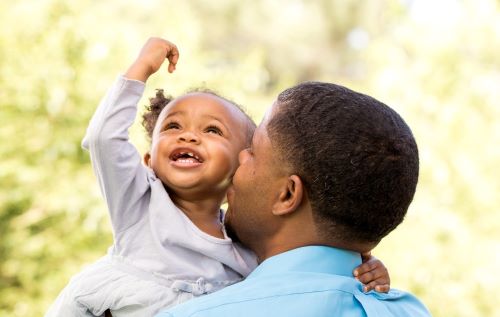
[156,246,431,317]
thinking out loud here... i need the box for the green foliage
[1,0,499,316]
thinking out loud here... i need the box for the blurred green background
[1,0,499,316]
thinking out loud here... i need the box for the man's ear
[272,175,304,216]
[143,152,151,167]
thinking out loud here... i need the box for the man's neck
[250,219,322,263]
[251,224,377,263]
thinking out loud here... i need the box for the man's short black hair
[267,82,419,244]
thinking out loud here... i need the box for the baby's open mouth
[170,150,204,163]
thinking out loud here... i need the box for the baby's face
[147,93,249,197]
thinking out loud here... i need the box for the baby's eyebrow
[165,111,184,118]
[203,114,230,132]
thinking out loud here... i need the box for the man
[156,82,431,316]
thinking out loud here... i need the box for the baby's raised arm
[82,37,179,235]
[125,37,179,82]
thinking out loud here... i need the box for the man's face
[225,102,285,248]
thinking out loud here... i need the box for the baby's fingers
[353,258,378,277]
[375,284,390,293]
[353,258,391,293]
[364,282,390,293]
[166,45,179,73]
[357,269,389,286]
[356,263,388,284]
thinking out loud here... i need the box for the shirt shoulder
[157,272,430,317]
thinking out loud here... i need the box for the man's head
[226,81,419,259]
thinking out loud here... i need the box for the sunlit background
[1,0,499,316]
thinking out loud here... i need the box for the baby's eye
[164,122,180,130]
[205,125,223,136]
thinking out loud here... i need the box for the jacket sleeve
[82,76,151,235]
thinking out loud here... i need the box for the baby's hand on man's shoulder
[353,252,391,293]
[125,37,179,82]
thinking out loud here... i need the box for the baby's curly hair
[141,88,255,146]
[142,89,174,141]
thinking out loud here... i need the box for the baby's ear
[143,152,151,167]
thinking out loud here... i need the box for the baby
[46,37,389,317]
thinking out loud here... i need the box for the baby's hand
[125,37,179,82]
[353,252,390,293]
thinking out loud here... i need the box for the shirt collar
[247,246,362,279]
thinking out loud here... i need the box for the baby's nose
[178,131,200,143]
